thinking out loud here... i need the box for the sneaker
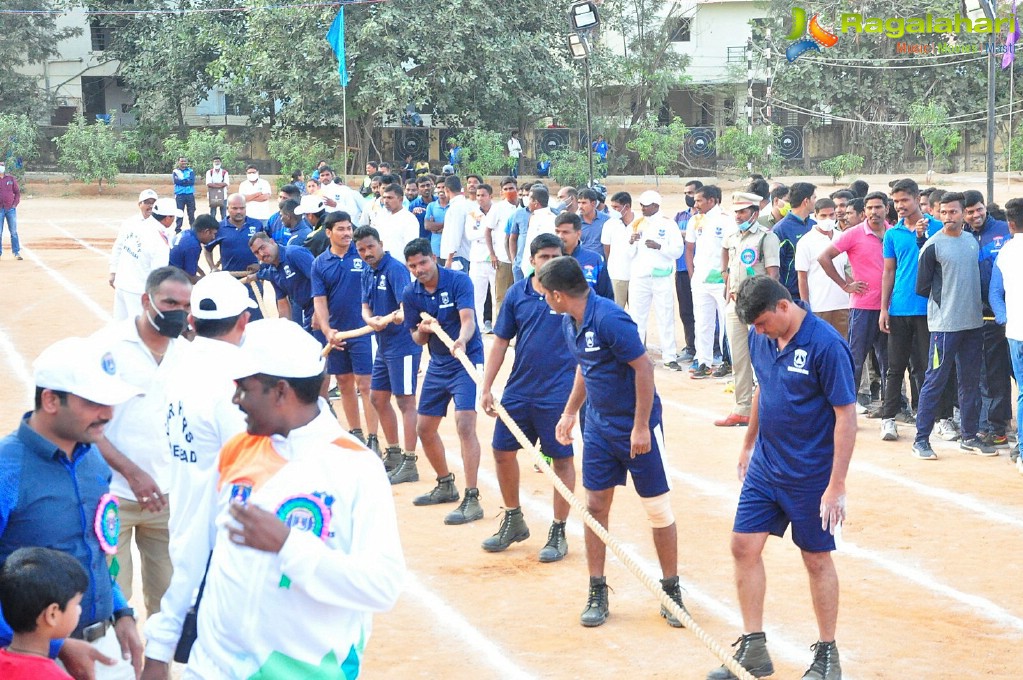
[14,254,22,261]
[980,432,1010,449]
[444,487,484,525]
[935,418,960,441]
[690,364,713,380]
[864,406,883,419]
[895,408,917,425]
[960,437,998,457]
[706,632,774,679]
[538,520,568,563]
[579,576,609,627]
[348,428,366,444]
[802,640,841,680]
[482,321,494,334]
[327,386,341,400]
[664,360,683,371]
[482,508,530,552]
[366,433,381,456]
[712,361,732,378]
[880,418,898,441]
[1009,448,1019,464]
[412,473,459,506]
[382,445,402,472]
[659,575,689,628]
[678,348,696,362]
[912,441,938,460]
[389,454,419,484]
[688,359,700,373]
[856,392,872,410]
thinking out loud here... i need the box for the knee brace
[641,492,675,529]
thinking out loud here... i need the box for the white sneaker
[880,418,898,441]
[935,418,960,441]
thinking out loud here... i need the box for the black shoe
[481,508,529,552]
[580,576,609,627]
[382,446,402,472]
[388,453,419,485]
[366,434,381,455]
[349,428,366,444]
[711,361,732,378]
[659,575,689,628]
[706,632,774,679]
[802,640,841,680]
[412,473,459,506]
[444,487,483,525]
[538,520,568,563]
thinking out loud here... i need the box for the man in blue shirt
[878,178,941,441]
[217,193,264,320]
[673,180,702,362]
[169,214,218,283]
[355,226,423,483]
[408,175,435,240]
[592,135,609,177]
[249,231,316,331]
[0,336,144,675]
[554,211,614,300]
[264,185,301,247]
[507,182,534,282]
[479,234,577,562]
[964,190,1013,446]
[539,257,687,629]
[772,182,817,300]
[401,238,485,525]
[577,188,609,255]
[423,188,448,263]
[172,156,195,232]
[708,275,856,680]
[311,211,379,452]
[289,195,325,253]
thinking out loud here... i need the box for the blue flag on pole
[326,7,350,87]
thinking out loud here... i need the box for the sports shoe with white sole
[880,418,898,441]
[935,418,960,441]
[960,437,998,457]
[912,441,938,460]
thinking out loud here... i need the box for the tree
[0,114,40,179]
[626,116,689,183]
[54,113,129,191]
[267,128,333,183]
[456,129,513,178]
[547,149,591,189]
[909,103,961,180]
[716,125,781,177]
[818,153,865,183]
[162,129,246,177]
[0,0,80,116]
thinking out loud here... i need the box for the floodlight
[568,33,590,59]
[569,1,600,31]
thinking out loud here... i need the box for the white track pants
[628,275,677,361]
[469,260,496,325]
[692,281,727,368]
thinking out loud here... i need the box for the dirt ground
[2,174,1022,679]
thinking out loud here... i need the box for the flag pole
[343,86,349,176]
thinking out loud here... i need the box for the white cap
[152,197,184,218]
[732,192,763,209]
[138,189,158,203]
[815,218,837,233]
[294,195,325,215]
[34,337,143,406]
[233,319,325,379]
[442,164,455,175]
[191,272,257,320]
[638,190,662,206]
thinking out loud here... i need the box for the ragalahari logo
[786,7,840,62]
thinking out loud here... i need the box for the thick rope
[319,314,394,358]
[420,313,754,680]
[249,280,269,318]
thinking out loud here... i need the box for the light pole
[568,1,600,187]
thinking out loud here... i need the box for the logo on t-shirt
[352,259,364,271]
[584,330,601,352]
[439,291,452,308]
[788,348,809,375]
[377,276,387,290]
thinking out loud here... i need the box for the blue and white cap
[33,337,143,405]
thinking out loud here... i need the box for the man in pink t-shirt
[816,191,890,398]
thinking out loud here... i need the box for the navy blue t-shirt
[972,215,1012,316]
[402,266,484,367]
[169,228,202,275]
[408,197,432,240]
[570,244,614,300]
[772,212,815,299]
[216,218,262,272]
[311,242,368,332]
[361,252,420,358]
[494,276,576,404]
[562,292,661,433]
[747,303,856,489]
[259,245,315,328]
[580,212,609,255]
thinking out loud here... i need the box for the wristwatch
[113,607,136,621]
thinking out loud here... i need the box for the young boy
[0,547,88,679]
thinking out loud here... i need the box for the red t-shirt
[0,648,72,679]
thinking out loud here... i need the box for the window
[669,17,691,42]
[224,95,253,117]
[89,18,113,51]
[727,46,746,63]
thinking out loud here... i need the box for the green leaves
[716,125,782,177]
[455,130,514,178]
[626,116,689,179]
[267,128,333,181]
[163,130,246,176]
[53,113,130,190]
[909,102,961,174]
[0,114,40,179]
[818,153,865,182]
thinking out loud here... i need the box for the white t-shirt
[521,207,556,276]
[601,217,633,281]
[685,206,733,285]
[507,137,522,158]
[628,212,684,278]
[374,208,421,256]
[794,227,851,313]
[440,194,471,264]
[489,201,516,263]
[464,204,496,263]
[112,216,170,294]
[994,238,1023,340]
[239,178,274,221]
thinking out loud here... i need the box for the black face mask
[147,307,188,338]
[685,195,695,209]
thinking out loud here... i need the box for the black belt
[72,617,113,643]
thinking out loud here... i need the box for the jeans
[175,193,196,230]
[510,157,520,178]
[1007,338,1023,457]
[0,207,18,255]
[674,270,696,352]
[980,320,1012,435]
[881,315,928,419]
[915,328,984,443]
[848,308,888,395]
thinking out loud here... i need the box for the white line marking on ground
[47,222,109,257]
[0,322,34,402]
[402,570,537,680]
[20,247,112,322]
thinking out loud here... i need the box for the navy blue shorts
[492,398,574,458]
[733,471,835,552]
[582,420,670,498]
[417,360,480,416]
[326,336,372,376]
[371,352,421,396]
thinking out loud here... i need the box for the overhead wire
[0,0,387,15]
